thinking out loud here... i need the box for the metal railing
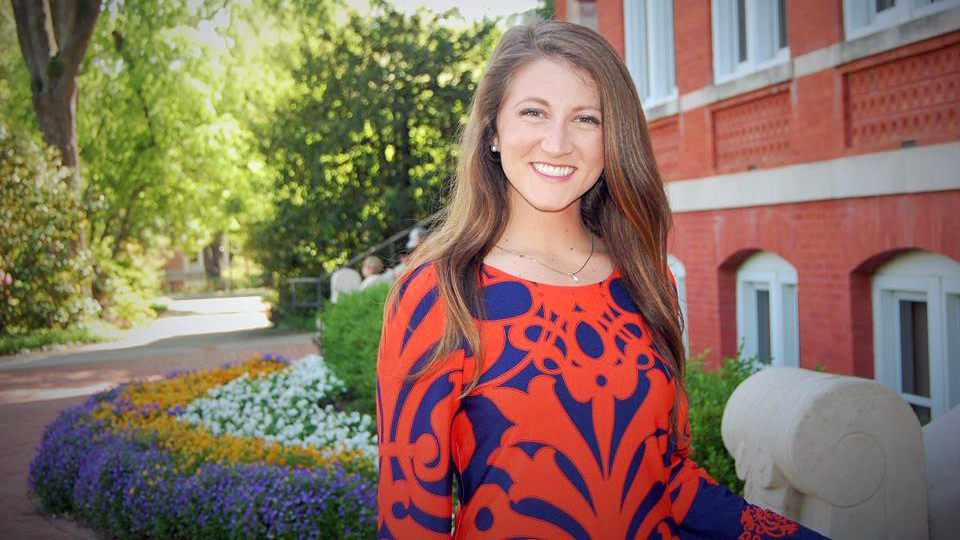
[285,211,441,311]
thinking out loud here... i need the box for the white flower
[180,354,377,461]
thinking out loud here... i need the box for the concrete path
[0,295,318,539]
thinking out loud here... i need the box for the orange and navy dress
[376,263,828,539]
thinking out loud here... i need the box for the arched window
[736,252,799,367]
[872,251,960,423]
[667,254,688,350]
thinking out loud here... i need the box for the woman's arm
[376,264,463,539]
[665,391,831,539]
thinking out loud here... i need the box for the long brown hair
[387,19,686,437]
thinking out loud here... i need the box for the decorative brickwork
[649,118,680,180]
[713,91,792,173]
[846,42,960,149]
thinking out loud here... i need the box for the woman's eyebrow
[514,96,601,113]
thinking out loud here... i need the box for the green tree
[76,0,281,303]
[253,1,498,284]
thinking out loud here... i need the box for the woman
[376,20,828,539]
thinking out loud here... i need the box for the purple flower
[28,377,378,539]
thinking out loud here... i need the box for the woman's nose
[540,120,574,155]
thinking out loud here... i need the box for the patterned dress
[376,263,828,539]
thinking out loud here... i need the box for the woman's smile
[531,161,577,181]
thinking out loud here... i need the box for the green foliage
[321,284,391,416]
[91,249,163,328]
[684,352,759,494]
[0,327,110,356]
[0,121,97,335]
[79,0,274,263]
[252,2,500,285]
[535,0,556,19]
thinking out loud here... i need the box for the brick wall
[567,2,960,180]
[671,191,960,375]
[788,0,844,56]
[673,0,713,94]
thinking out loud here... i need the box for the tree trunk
[11,0,102,192]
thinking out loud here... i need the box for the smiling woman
[375,19,831,539]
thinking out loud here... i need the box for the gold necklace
[494,236,595,283]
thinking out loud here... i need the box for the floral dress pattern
[376,263,829,539]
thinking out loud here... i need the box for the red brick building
[557,0,960,422]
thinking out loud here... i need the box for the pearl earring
[491,145,499,153]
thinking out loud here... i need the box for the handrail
[285,210,441,310]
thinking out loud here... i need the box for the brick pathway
[0,337,316,539]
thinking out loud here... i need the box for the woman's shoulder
[386,261,440,322]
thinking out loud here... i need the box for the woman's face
[493,57,604,215]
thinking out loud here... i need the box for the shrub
[684,351,758,495]
[0,326,109,356]
[320,284,391,417]
[0,121,96,334]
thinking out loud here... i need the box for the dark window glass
[910,403,932,426]
[737,0,748,63]
[899,300,930,398]
[757,289,771,364]
[876,0,896,11]
[778,0,788,49]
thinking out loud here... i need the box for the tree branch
[10,0,54,91]
[52,0,102,82]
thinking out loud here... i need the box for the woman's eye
[520,108,544,118]
[578,115,602,126]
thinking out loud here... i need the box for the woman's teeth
[532,163,575,177]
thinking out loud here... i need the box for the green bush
[684,351,759,495]
[320,284,391,416]
[0,326,110,356]
[90,251,162,329]
[0,121,96,335]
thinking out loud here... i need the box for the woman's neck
[497,201,592,255]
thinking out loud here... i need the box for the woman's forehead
[502,57,600,109]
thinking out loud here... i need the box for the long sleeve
[665,390,830,539]
[376,264,463,540]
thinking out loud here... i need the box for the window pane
[899,300,930,397]
[910,403,932,425]
[778,0,788,49]
[876,0,897,11]
[649,0,676,100]
[737,0,748,63]
[757,289,772,364]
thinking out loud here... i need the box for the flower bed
[28,353,378,539]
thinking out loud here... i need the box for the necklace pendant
[570,273,580,283]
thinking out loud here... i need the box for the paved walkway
[0,295,317,539]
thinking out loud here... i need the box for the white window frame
[624,0,678,109]
[872,251,960,421]
[667,254,688,351]
[844,0,960,41]
[566,0,599,32]
[711,0,790,84]
[736,252,800,368]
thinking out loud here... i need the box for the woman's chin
[513,192,581,215]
